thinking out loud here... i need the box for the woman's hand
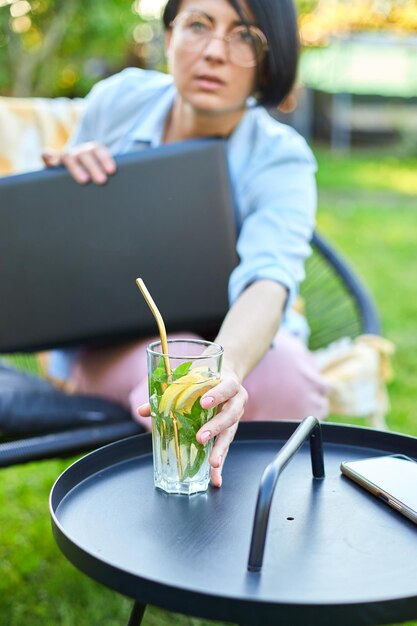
[137,368,247,488]
[197,369,247,487]
[42,142,116,185]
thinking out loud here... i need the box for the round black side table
[50,420,417,626]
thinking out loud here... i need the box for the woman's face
[166,0,260,118]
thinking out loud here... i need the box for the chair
[0,96,381,467]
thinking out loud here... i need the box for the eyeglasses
[170,10,268,68]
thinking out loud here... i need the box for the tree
[0,0,145,96]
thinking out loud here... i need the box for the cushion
[0,362,133,436]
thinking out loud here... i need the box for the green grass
[314,147,417,439]
[315,147,417,196]
[1,146,417,626]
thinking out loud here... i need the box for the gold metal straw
[135,278,182,479]
[135,277,172,378]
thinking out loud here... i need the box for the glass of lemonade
[147,339,223,495]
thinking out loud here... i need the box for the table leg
[127,601,146,626]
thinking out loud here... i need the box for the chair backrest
[302,232,380,350]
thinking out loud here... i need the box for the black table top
[50,421,417,626]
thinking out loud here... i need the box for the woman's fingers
[209,422,238,487]
[43,146,88,182]
[137,402,151,417]
[42,142,116,185]
[93,144,117,175]
[196,375,248,487]
[42,148,62,167]
[75,144,116,183]
[61,151,92,184]
[197,377,247,445]
[75,151,108,184]
[200,375,240,411]
[63,143,115,184]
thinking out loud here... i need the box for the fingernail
[201,396,215,408]
[200,431,211,444]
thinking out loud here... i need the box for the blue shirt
[50,68,317,379]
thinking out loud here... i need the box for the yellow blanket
[0,96,84,176]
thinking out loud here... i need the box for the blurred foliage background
[1,0,417,97]
[0,0,157,96]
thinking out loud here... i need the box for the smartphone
[340,454,417,524]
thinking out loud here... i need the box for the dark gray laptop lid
[0,139,238,352]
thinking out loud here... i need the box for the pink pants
[69,330,329,429]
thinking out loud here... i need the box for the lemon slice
[158,372,205,415]
[175,377,220,414]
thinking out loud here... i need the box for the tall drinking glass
[147,339,223,495]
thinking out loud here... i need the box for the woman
[43,0,329,487]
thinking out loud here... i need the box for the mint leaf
[154,411,163,432]
[149,377,164,403]
[190,397,207,426]
[173,361,193,380]
[187,444,207,478]
[175,411,196,437]
[152,366,167,383]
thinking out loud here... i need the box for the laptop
[0,139,238,352]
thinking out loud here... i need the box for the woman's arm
[215,278,286,381]
[196,278,287,486]
[196,128,318,486]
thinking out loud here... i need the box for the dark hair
[162,0,299,107]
